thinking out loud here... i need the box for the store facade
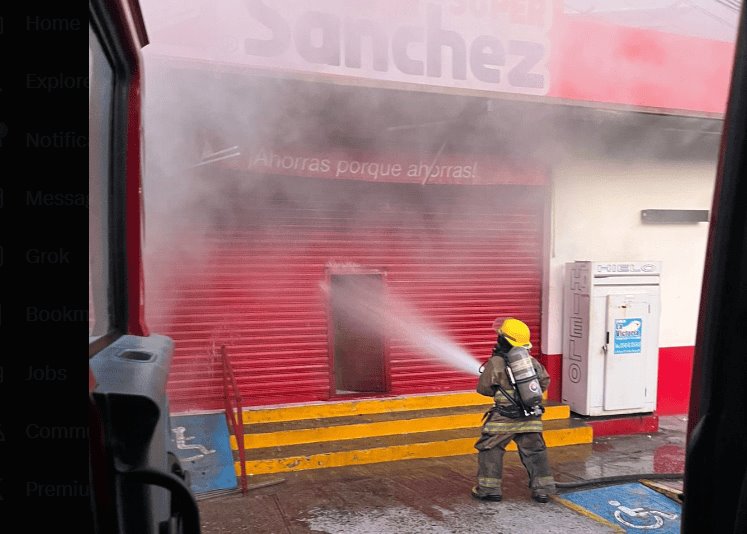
[140,0,736,413]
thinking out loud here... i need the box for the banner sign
[223,146,547,185]
[144,0,735,114]
[146,0,553,96]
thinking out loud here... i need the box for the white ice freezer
[562,261,661,416]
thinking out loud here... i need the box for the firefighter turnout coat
[477,350,551,436]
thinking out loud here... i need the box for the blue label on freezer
[614,318,642,354]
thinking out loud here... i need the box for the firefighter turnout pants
[475,430,556,497]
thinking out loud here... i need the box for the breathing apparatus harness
[479,337,545,420]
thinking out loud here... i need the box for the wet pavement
[197,415,687,533]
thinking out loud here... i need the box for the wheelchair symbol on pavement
[172,426,216,462]
[608,500,678,529]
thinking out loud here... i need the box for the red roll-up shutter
[150,176,544,410]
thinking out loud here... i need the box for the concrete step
[230,393,592,476]
[234,418,592,475]
[241,391,561,424]
[232,402,570,450]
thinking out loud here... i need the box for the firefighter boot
[471,486,502,502]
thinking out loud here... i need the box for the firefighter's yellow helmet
[493,317,532,349]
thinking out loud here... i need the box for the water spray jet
[321,276,483,377]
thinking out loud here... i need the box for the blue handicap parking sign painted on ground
[169,413,237,494]
[561,483,681,533]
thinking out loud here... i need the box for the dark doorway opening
[329,273,388,395]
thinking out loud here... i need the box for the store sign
[595,263,660,275]
[227,146,546,185]
[614,318,642,355]
[145,0,736,114]
[146,0,553,96]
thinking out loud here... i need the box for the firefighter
[471,317,556,503]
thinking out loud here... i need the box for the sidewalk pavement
[197,415,687,533]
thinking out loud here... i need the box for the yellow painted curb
[235,426,593,475]
[243,391,556,424]
[238,437,480,476]
[242,392,492,424]
[232,405,571,449]
[552,496,625,533]
[542,426,594,449]
[640,480,683,503]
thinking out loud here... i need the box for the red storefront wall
[150,176,546,410]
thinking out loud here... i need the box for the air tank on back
[505,346,544,416]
